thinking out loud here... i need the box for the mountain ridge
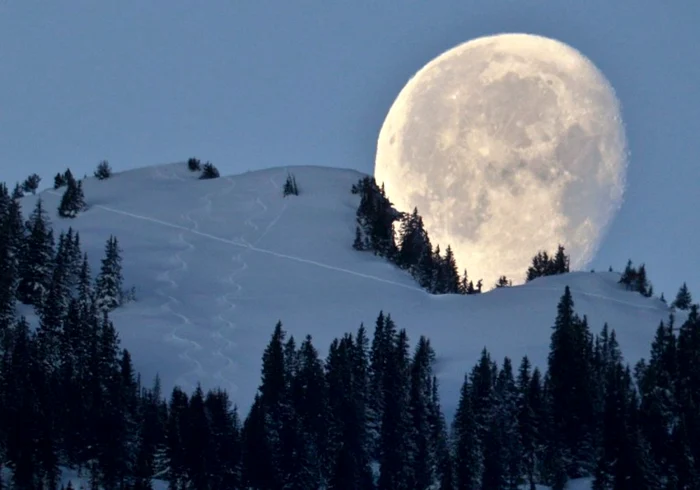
[24,161,672,419]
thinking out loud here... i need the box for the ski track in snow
[78,202,423,291]
[253,174,288,246]
[210,177,243,393]
[153,183,216,392]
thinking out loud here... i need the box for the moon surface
[375,33,627,288]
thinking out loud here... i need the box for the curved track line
[84,203,423,291]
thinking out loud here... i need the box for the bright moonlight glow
[375,33,627,288]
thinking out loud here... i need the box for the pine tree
[441,245,461,294]
[452,375,482,489]
[11,182,24,199]
[517,357,541,490]
[353,226,364,251]
[0,190,23,332]
[408,336,437,489]
[353,177,400,260]
[204,389,242,490]
[283,173,299,197]
[397,208,430,272]
[21,173,41,195]
[53,172,67,189]
[183,385,211,490]
[58,171,86,218]
[95,236,123,312]
[292,335,328,487]
[495,275,512,288]
[165,387,189,489]
[187,158,201,172]
[5,317,42,490]
[94,160,112,180]
[377,328,412,490]
[547,287,596,478]
[200,162,220,179]
[552,245,570,274]
[17,198,55,307]
[672,282,692,310]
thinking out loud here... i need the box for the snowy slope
[26,162,672,423]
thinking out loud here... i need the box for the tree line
[351,176,572,294]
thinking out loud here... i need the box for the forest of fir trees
[1,169,699,489]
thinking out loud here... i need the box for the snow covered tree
[408,336,438,489]
[199,162,220,179]
[17,198,55,307]
[187,157,202,172]
[452,374,482,489]
[547,287,596,478]
[53,172,67,189]
[283,173,299,197]
[672,282,692,310]
[58,170,86,218]
[11,182,23,199]
[21,173,41,195]
[94,160,112,180]
[619,259,654,297]
[0,189,23,330]
[95,235,123,312]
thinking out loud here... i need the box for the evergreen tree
[283,173,299,197]
[353,177,400,260]
[241,394,277,489]
[94,160,112,180]
[200,162,220,179]
[408,336,437,489]
[495,275,512,288]
[547,287,596,478]
[672,282,692,310]
[396,208,430,272]
[452,375,482,489]
[165,387,189,489]
[17,198,55,307]
[517,357,541,490]
[21,173,41,195]
[12,182,24,199]
[353,226,364,251]
[0,191,23,332]
[526,246,570,281]
[53,172,67,189]
[187,158,201,172]
[204,389,242,490]
[58,171,86,218]
[441,245,461,294]
[292,335,328,487]
[95,235,123,312]
[552,245,570,274]
[4,317,41,490]
[377,329,412,490]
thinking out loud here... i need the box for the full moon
[375,33,627,288]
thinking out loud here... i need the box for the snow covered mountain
[26,161,672,421]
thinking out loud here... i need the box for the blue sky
[1,0,698,300]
